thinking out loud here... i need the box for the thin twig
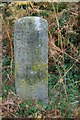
[2,18,13,76]
[53,61,77,90]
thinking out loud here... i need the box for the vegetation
[0,1,80,119]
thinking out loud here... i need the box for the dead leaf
[60,78,63,84]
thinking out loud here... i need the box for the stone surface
[14,17,48,103]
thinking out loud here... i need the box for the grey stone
[14,17,48,103]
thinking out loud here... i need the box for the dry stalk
[2,18,13,76]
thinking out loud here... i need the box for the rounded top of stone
[14,16,48,32]
[15,16,48,24]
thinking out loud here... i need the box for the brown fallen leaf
[60,78,63,84]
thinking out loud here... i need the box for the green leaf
[45,104,52,111]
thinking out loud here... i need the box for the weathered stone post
[14,17,48,103]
